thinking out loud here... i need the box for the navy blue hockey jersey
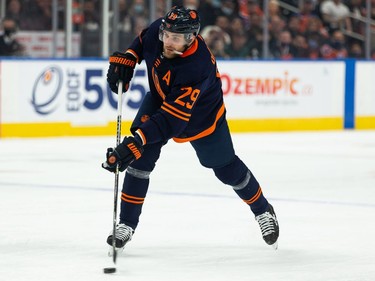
[126,18,225,145]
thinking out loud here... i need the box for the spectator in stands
[372,3,375,54]
[118,0,134,48]
[0,17,25,56]
[80,0,100,57]
[197,0,220,29]
[347,0,366,36]
[201,25,230,58]
[268,0,284,19]
[247,28,263,58]
[348,42,364,58]
[305,17,329,39]
[5,0,22,25]
[183,0,199,10]
[330,29,348,58]
[72,1,84,30]
[292,34,310,58]
[247,0,263,16]
[248,12,263,31]
[211,35,231,58]
[298,0,319,33]
[225,30,251,57]
[243,0,263,30]
[215,15,232,34]
[173,0,219,28]
[270,29,298,59]
[3,0,371,59]
[155,0,167,18]
[19,0,53,30]
[238,0,262,28]
[82,0,100,31]
[287,15,301,37]
[133,16,148,36]
[320,29,348,58]
[238,0,249,19]
[313,0,325,22]
[304,16,330,42]
[304,17,329,58]
[306,35,322,58]
[216,0,239,20]
[320,0,352,34]
[129,0,149,21]
[268,15,287,53]
[229,16,249,36]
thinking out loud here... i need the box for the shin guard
[213,156,268,215]
[119,166,150,229]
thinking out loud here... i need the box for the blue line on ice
[1,181,375,209]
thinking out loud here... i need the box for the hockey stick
[111,80,124,264]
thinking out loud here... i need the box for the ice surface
[1,131,375,281]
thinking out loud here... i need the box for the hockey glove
[107,51,137,93]
[102,136,144,173]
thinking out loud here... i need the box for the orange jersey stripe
[152,67,166,100]
[161,105,190,122]
[162,102,191,117]
[125,49,139,63]
[136,129,146,145]
[154,58,161,67]
[173,103,225,143]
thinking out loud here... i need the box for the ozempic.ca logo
[31,66,63,115]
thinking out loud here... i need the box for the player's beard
[163,45,183,58]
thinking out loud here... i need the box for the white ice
[1,131,375,281]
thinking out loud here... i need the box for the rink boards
[0,59,373,137]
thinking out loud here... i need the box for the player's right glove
[107,51,137,93]
[102,136,144,173]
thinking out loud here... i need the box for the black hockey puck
[103,267,116,274]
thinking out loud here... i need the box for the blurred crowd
[1,0,375,58]
[178,0,375,59]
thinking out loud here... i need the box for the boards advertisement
[0,59,346,137]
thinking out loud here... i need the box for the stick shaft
[112,81,123,264]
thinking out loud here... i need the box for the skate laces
[116,224,134,242]
[255,211,277,237]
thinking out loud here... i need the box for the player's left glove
[102,136,144,173]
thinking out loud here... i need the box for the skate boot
[255,204,279,249]
[107,223,134,249]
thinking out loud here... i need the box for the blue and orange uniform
[118,17,269,230]
[128,19,224,146]
[102,6,279,249]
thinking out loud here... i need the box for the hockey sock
[232,170,268,216]
[213,156,268,216]
[120,166,150,229]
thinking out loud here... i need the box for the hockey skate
[107,223,134,256]
[255,204,279,249]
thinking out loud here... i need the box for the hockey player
[103,6,279,250]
